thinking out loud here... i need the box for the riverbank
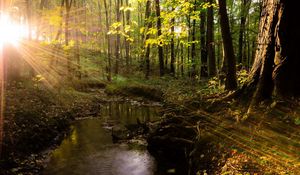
[105,78,299,174]
[1,77,299,174]
[0,80,105,174]
[0,78,163,175]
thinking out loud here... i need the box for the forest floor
[0,77,299,175]
[108,77,299,174]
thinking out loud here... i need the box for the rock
[112,125,132,140]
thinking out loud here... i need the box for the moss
[70,79,107,92]
[105,83,163,101]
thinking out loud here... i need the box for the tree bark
[144,0,152,79]
[237,0,251,65]
[200,1,208,78]
[125,0,131,75]
[65,0,73,76]
[273,0,300,97]
[170,7,175,77]
[190,0,197,79]
[103,0,112,81]
[74,0,81,79]
[218,0,237,90]
[234,0,300,110]
[155,0,164,76]
[207,0,216,77]
[115,0,121,75]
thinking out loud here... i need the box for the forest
[0,0,299,174]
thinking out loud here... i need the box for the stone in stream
[111,119,149,142]
[112,125,132,141]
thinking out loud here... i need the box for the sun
[0,13,28,47]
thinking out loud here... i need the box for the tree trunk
[65,0,72,76]
[273,1,300,97]
[237,0,251,65]
[207,0,216,77]
[103,0,112,81]
[170,7,175,77]
[74,0,81,79]
[65,0,72,46]
[125,0,131,75]
[190,0,197,79]
[232,0,300,112]
[200,1,208,78]
[155,0,164,77]
[181,43,184,77]
[51,0,65,67]
[218,0,237,90]
[144,0,152,79]
[115,0,121,75]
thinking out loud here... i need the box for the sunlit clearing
[0,13,28,47]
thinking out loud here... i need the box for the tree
[65,0,72,46]
[103,0,112,81]
[144,0,152,79]
[115,0,121,74]
[155,0,164,77]
[190,0,197,78]
[237,0,251,65]
[170,7,175,77]
[124,0,131,75]
[65,0,73,76]
[200,1,208,78]
[74,0,81,79]
[242,0,300,108]
[218,0,237,90]
[207,0,216,77]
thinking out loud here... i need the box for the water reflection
[43,102,159,175]
[101,102,157,125]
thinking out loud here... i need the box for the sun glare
[0,13,28,47]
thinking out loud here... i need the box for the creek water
[43,102,161,175]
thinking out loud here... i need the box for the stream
[43,102,163,175]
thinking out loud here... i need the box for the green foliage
[237,69,249,85]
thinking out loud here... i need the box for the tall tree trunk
[246,0,300,105]
[207,0,216,77]
[170,7,175,77]
[115,0,121,75]
[190,0,197,78]
[200,2,208,78]
[51,0,65,67]
[74,0,81,79]
[65,0,72,46]
[273,0,300,97]
[103,0,111,81]
[155,0,164,76]
[165,46,168,69]
[65,0,73,76]
[144,0,152,79]
[237,0,251,65]
[181,43,184,77]
[97,0,103,57]
[225,0,300,115]
[218,0,237,90]
[125,0,131,75]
